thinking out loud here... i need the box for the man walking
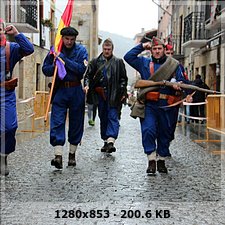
[124,37,191,175]
[42,27,88,169]
[84,38,128,153]
[0,19,34,176]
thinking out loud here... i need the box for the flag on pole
[45,0,75,121]
[51,0,74,79]
[54,0,74,53]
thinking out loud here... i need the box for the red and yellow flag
[54,0,74,53]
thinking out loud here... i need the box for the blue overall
[84,54,127,142]
[42,44,88,146]
[124,44,188,157]
[0,34,34,154]
[96,62,120,141]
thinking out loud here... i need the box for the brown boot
[68,153,76,167]
[0,155,9,176]
[157,160,168,173]
[51,155,63,169]
[146,160,156,175]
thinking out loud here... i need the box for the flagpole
[44,66,58,123]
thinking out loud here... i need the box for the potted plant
[41,19,54,29]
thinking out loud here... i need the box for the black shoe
[0,155,9,176]
[146,160,156,175]
[106,142,116,153]
[51,155,63,169]
[157,160,168,173]
[101,142,108,152]
[68,153,76,167]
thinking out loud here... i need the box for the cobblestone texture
[1,106,225,225]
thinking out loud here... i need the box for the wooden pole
[44,65,58,124]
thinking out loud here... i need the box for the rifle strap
[138,57,179,101]
[93,62,106,80]
[90,60,109,88]
[5,41,10,73]
[83,59,106,89]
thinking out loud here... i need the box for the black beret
[60,27,79,36]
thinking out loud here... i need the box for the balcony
[7,0,38,33]
[183,12,207,49]
[205,8,225,30]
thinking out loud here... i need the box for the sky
[99,0,159,39]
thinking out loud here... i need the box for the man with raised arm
[0,19,34,176]
[124,37,191,175]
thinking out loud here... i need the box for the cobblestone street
[1,106,225,225]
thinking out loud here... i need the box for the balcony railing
[20,0,38,29]
[184,12,205,43]
[6,0,38,33]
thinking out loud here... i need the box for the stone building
[0,0,99,124]
[71,0,99,59]
[156,0,225,94]
[157,0,172,43]
[171,1,225,92]
[153,0,224,133]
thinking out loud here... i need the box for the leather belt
[145,91,181,104]
[59,81,81,88]
[0,77,18,90]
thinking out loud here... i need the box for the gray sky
[99,0,158,38]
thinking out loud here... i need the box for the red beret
[152,36,165,47]
[165,44,173,50]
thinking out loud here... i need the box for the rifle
[135,80,221,94]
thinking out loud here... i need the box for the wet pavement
[1,106,225,225]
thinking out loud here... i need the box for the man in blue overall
[42,27,88,169]
[0,19,34,176]
[84,38,128,153]
[124,37,190,175]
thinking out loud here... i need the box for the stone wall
[16,45,50,125]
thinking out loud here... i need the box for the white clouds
[99,0,158,38]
